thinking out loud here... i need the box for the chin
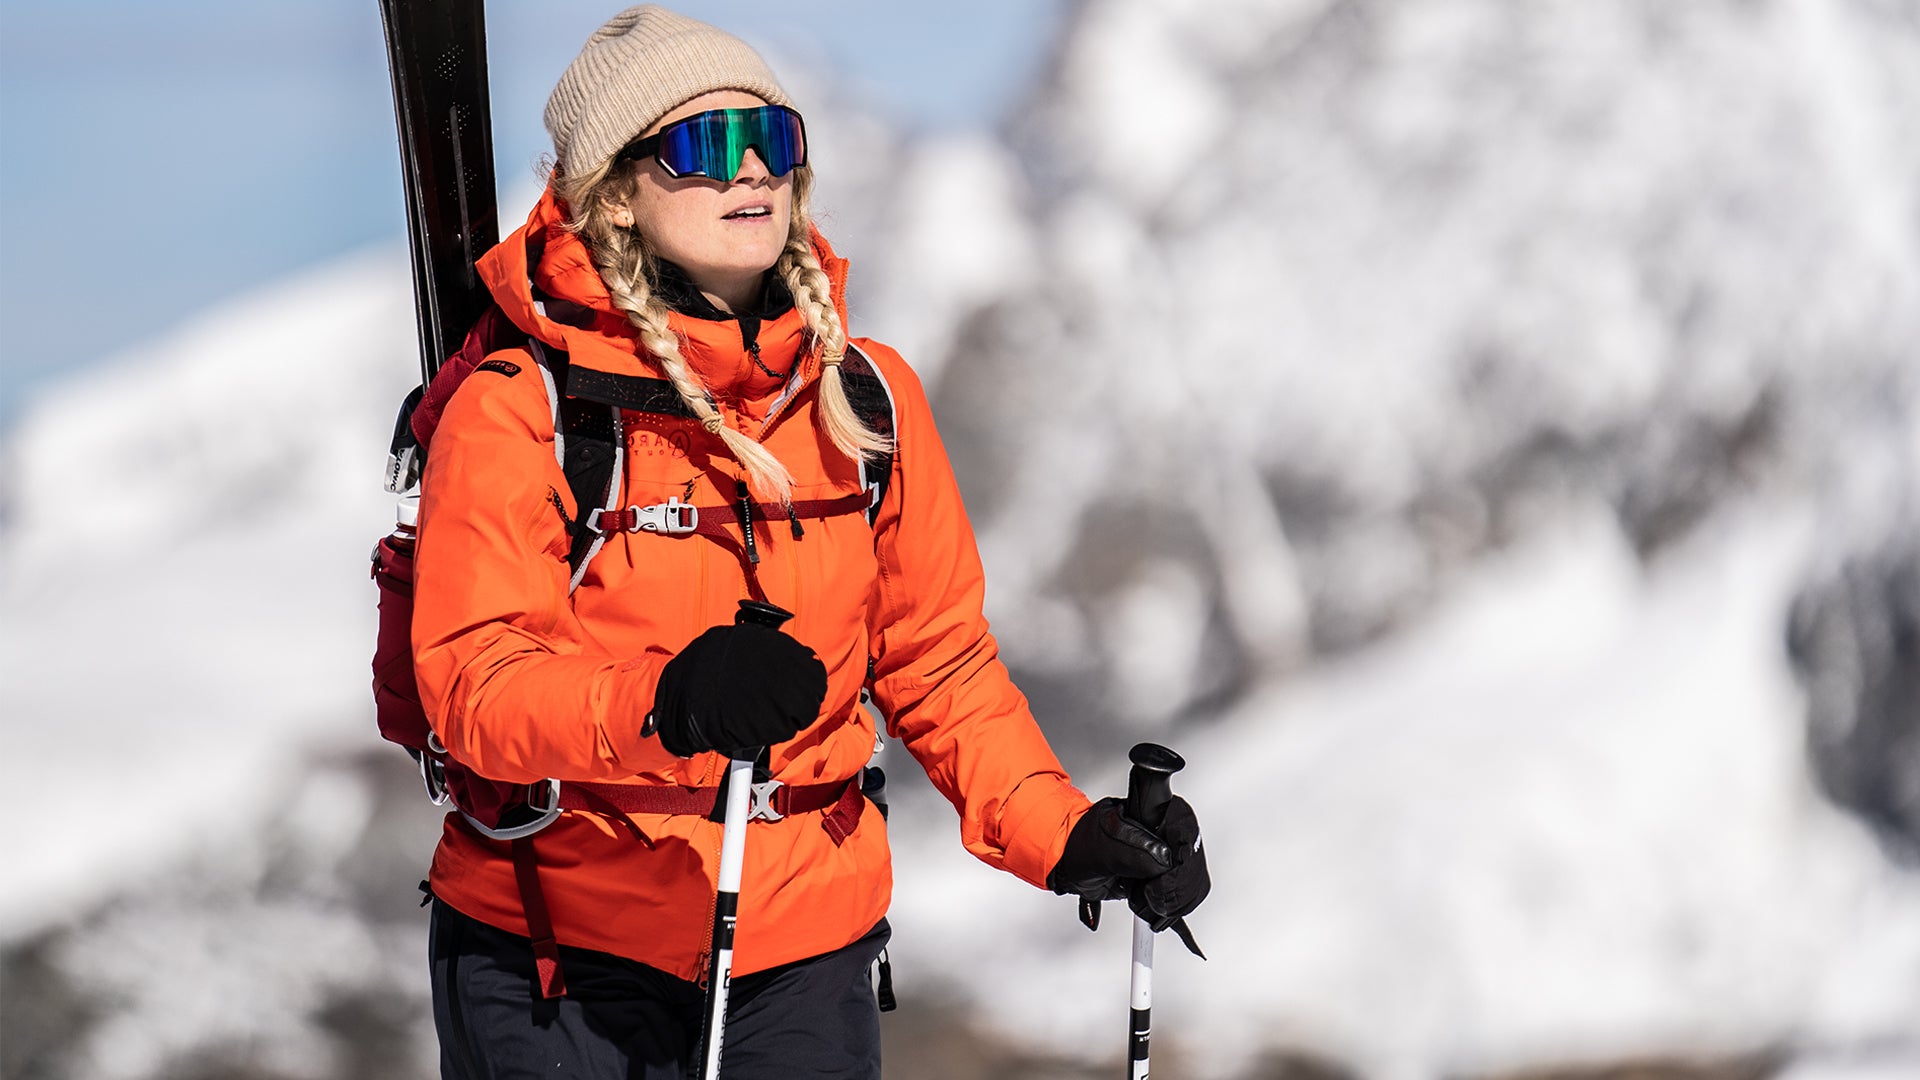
[730,241,791,276]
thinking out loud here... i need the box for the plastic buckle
[421,731,452,803]
[419,753,450,806]
[592,498,699,537]
[460,778,564,841]
[747,780,785,823]
[636,497,698,535]
[524,777,561,816]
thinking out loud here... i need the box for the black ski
[379,0,500,387]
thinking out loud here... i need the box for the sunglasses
[615,105,808,181]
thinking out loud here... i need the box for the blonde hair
[554,156,891,504]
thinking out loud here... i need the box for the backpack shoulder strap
[526,341,622,589]
[564,364,698,417]
[838,344,898,525]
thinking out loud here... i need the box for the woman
[411,7,1209,1077]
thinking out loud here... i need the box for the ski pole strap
[510,837,567,999]
[873,948,897,1013]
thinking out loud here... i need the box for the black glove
[648,622,827,758]
[1047,795,1211,931]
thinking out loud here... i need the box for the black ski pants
[429,899,887,1079]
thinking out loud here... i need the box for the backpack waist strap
[505,774,866,1001]
[562,774,862,829]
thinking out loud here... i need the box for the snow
[0,251,417,938]
[885,500,1920,1078]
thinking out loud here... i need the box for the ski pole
[696,599,794,1080]
[1124,742,1196,1080]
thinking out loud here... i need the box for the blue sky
[0,1,1066,425]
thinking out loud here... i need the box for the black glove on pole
[1047,744,1209,1080]
[649,605,826,758]
[1123,743,1202,1080]
[1124,744,1206,953]
[1048,761,1210,946]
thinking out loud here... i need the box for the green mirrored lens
[656,107,806,180]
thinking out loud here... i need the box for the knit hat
[544,5,793,181]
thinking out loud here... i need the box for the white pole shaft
[701,755,755,1079]
[716,757,752,892]
[1128,915,1154,1079]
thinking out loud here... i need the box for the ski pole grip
[1125,742,1184,831]
[735,600,794,630]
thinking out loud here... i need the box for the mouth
[722,204,774,221]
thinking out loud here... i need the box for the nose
[733,146,772,183]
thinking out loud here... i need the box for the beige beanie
[544,5,793,181]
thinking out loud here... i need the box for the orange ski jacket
[412,188,1092,980]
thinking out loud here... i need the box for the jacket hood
[475,184,854,397]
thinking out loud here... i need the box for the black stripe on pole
[697,890,740,1073]
[711,890,739,955]
[1129,1006,1151,1072]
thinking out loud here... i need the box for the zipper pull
[736,480,759,565]
[787,503,804,540]
[747,339,785,380]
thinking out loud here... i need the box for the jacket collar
[476,185,853,405]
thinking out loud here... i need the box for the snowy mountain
[882,1,1920,1074]
[5,1,1920,1078]
[927,0,1920,737]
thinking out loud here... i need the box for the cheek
[633,190,700,247]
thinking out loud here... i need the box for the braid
[777,234,893,462]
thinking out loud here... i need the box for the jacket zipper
[741,315,811,437]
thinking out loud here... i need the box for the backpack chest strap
[588,492,871,540]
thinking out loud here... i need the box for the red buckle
[588,500,698,536]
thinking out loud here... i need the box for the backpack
[370,307,898,841]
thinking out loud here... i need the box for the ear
[597,190,636,229]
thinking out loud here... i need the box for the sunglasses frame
[615,105,809,181]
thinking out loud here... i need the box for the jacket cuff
[602,651,671,768]
[995,775,1094,889]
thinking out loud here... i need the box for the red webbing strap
[744,493,873,524]
[510,837,567,999]
[593,493,870,538]
[561,777,856,818]
[820,778,866,846]
[777,777,862,819]
[559,782,716,816]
